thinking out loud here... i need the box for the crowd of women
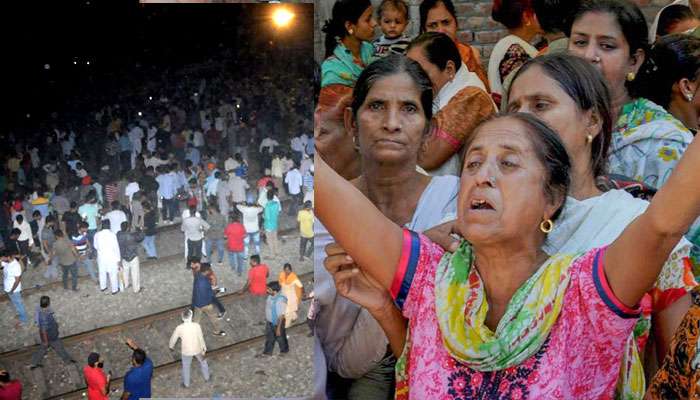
[314,0,700,398]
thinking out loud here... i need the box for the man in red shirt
[243,254,268,296]
[224,213,246,276]
[83,352,110,400]
[0,370,21,400]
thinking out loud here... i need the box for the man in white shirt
[169,309,210,388]
[284,163,303,216]
[192,129,205,150]
[181,206,210,266]
[2,250,27,325]
[93,220,122,294]
[104,201,127,234]
[235,197,263,258]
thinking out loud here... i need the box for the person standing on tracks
[205,203,227,266]
[224,212,246,276]
[260,281,289,357]
[243,254,269,296]
[141,201,158,260]
[182,205,209,269]
[169,309,211,388]
[93,220,121,294]
[235,195,262,259]
[297,201,314,261]
[83,352,110,400]
[116,221,144,293]
[29,296,77,369]
[191,260,227,337]
[263,189,281,257]
[122,339,153,400]
[72,221,97,282]
[1,249,27,326]
[52,230,80,291]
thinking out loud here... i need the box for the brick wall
[314,0,677,65]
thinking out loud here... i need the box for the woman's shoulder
[616,98,693,143]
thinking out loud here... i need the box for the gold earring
[586,134,593,144]
[626,72,636,82]
[540,219,553,233]
[349,28,354,35]
[686,93,694,102]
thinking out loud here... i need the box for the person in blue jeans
[142,201,158,260]
[122,338,153,400]
[224,213,246,276]
[205,204,227,264]
[2,249,27,325]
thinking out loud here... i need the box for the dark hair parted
[378,0,409,19]
[267,281,282,292]
[464,113,571,221]
[657,5,698,38]
[638,34,700,109]
[492,0,534,30]
[322,0,373,58]
[351,54,434,125]
[510,53,612,177]
[532,0,580,34]
[570,0,650,97]
[408,32,462,72]
[419,0,458,33]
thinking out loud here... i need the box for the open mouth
[470,199,494,210]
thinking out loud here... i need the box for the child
[373,0,411,57]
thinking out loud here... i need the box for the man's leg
[131,257,140,293]
[181,354,192,387]
[8,292,27,323]
[236,252,246,275]
[263,322,275,355]
[243,234,250,259]
[50,339,74,363]
[299,237,308,260]
[70,263,78,290]
[120,259,131,291]
[216,239,225,263]
[253,232,260,255]
[203,304,223,333]
[82,258,97,281]
[195,353,210,382]
[61,264,70,289]
[98,262,107,291]
[305,237,314,258]
[108,266,119,294]
[31,343,49,366]
[277,322,289,353]
[205,238,213,260]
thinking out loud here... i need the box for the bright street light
[272,8,294,28]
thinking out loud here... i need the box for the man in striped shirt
[71,222,97,282]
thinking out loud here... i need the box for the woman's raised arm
[315,154,404,290]
[606,137,700,308]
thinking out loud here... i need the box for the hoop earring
[540,219,553,233]
[626,72,636,82]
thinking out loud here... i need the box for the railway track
[2,271,313,399]
[2,225,299,301]
[49,323,309,400]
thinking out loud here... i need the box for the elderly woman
[487,0,542,108]
[568,0,694,190]
[313,55,459,399]
[317,55,700,398]
[321,0,376,98]
[406,32,496,176]
[419,0,489,91]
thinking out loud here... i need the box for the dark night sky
[2,0,313,130]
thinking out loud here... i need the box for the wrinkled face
[348,6,377,42]
[379,6,408,39]
[315,106,357,175]
[507,66,597,174]
[406,46,452,94]
[348,72,428,165]
[425,2,458,40]
[457,118,559,245]
[568,12,643,100]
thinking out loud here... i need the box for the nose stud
[593,56,601,63]
[489,177,496,185]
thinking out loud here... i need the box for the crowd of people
[315,0,700,399]
[0,42,314,397]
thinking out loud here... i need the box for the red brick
[458,30,474,43]
[467,16,486,30]
[475,30,503,44]
[455,3,474,15]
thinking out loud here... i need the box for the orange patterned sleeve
[432,87,495,150]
